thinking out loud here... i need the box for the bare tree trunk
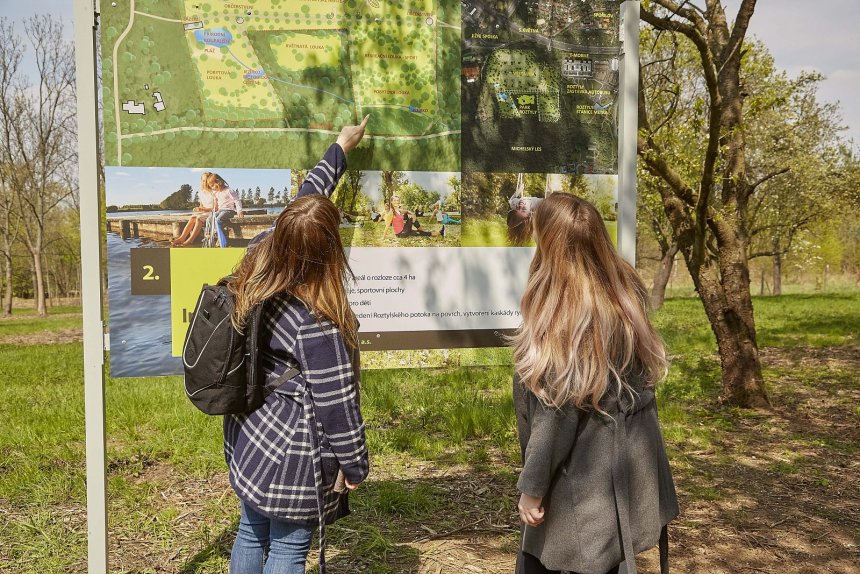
[772,248,782,296]
[651,243,678,309]
[350,186,359,213]
[31,248,46,316]
[2,256,12,316]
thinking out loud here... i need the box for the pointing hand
[336,115,370,154]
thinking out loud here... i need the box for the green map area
[102,0,461,170]
[461,0,620,174]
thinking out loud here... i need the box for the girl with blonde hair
[512,193,678,574]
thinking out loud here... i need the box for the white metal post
[73,1,109,572]
[617,1,640,266]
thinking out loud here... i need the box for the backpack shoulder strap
[264,366,301,396]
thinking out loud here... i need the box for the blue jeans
[205,210,236,247]
[230,501,315,574]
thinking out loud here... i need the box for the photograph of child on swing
[460,171,619,247]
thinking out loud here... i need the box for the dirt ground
[98,345,860,574]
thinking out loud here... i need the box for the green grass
[339,214,460,247]
[461,217,618,247]
[2,305,81,316]
[0,315,82,337]
[2,291,858,572]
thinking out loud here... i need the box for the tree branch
[749,167,790,193]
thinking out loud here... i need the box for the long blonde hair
[511,194,667,411]
[200,171,228,193]
[228,194,358,348]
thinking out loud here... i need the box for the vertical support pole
[617,1,640,266]
[73,1,108,573]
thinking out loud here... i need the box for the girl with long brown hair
[511,194,679,574]
[224,120,369,574]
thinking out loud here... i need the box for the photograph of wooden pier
[105,165,293,248]
[106,209,272,246]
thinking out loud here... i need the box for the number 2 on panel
[142,265,159,281]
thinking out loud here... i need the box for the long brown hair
[229,194,358,348]
[510,194,667,411]
[507,208,532,245]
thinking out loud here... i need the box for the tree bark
[31,243,46,316]
[651,243,678,309]
[687,246,770,408]
[350,186,359,213]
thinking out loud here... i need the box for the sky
[104,166,460,206]
[105,166,293,206]
[722,0,860,144]
[2,0,858,143]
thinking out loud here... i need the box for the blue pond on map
[194,28,233,47]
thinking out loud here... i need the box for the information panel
[101,0,622,376]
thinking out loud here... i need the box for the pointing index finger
[359,114,370,129]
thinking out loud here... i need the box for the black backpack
[182,278,298,415]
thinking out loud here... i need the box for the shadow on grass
[179,521,236,574]
[651,348,860,572]
[175,469,518,574]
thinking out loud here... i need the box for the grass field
[1,293,858,572]
[462,217,618,247]
[340,215,460,247]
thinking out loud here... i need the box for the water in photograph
[107,232,182,377]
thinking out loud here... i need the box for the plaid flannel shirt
[223,295,369,523]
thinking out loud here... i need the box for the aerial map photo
[461,0,621,174]
[101,0,461,170]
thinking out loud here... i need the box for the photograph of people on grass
[461,171,618,247]
[327,170,462,247]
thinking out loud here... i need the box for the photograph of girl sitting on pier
[460,172,618,247]
[329,170,462,247]
[106,167,462,249]
[105,166,294,249]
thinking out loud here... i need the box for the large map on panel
[102,0,461,170]
[100,0,622,376]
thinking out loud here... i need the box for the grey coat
[515,374,679,574]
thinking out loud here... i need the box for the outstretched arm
[249,116,370,247]
[296,115,369,200]
[509,173,525,208]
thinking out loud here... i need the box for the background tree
[742,56,847,294]
[0,17,77,317]
[0,163,21,315]
[267,186,275,205]
[290,170,306,201]
[461,172,515,218]
[253,186,261,206]
[446,176,461,211]
[399,182,439,212]
[638,0,774,407]
[638,177,679,309]
[160,184,194,210]
[380,171,405,206]
[332,170,364,212]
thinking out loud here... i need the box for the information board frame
[75,1,640,570]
